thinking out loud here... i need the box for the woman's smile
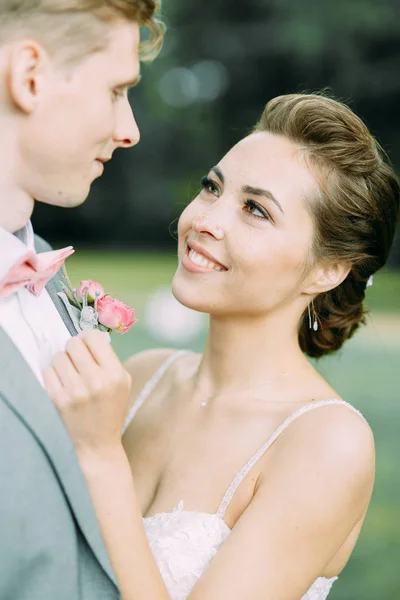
[182,242,228,274]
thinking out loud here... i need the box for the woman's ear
[303,262,351,295]
[8,40,48,113]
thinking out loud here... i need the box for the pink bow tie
[0,246,75,300]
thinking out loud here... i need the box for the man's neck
[0,117,34,233]
[0,187,34,233]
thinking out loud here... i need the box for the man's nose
[113,101,140,149]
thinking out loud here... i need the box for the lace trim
[123,350,189,434]
[142,507,338,600]
[216,399,366,518]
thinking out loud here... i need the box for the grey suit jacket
[0,236,120,600]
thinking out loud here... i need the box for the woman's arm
[43,331,172,600]
[188,405,374,600]
[76,446,171,600]
[44,331,375,600]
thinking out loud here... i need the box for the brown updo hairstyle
[253,93,400,359]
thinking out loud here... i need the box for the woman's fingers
[42,365,69,408]
[66,336,101,383]
[48,331,130,404]
[80,329,122,372]
[43,330,132,453]
[52,350,85,395]
[77,331,131,400]
[50,339,101,406]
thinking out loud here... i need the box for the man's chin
[34,190,91,209]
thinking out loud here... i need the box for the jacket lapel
[46,272,78,337]
[33,234,78,337]
[0,328,117,587]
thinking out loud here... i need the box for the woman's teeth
[188,249,224,271]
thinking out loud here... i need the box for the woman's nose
[191,212,225,240]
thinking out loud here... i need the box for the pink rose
[76,280,105,304]
[97,295,137,334]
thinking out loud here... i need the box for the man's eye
[201,176,219,196]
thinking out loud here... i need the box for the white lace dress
[123,351,366,600]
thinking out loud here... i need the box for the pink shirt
[0,222,71,385]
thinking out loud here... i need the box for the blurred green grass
[68,251,400,600]
[66,250,400,312]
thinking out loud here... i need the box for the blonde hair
[254,93,400,358]
[0,0,165,64]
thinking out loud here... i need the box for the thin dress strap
[123,350,189,434]
[216,398,366,519]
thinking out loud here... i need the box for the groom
[0,2,164,599]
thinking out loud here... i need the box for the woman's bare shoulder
[259,400,375,507]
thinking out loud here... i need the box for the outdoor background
[33,1,399,599]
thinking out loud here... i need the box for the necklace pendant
[201,401,207,408]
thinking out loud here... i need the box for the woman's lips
[182,245,227,273]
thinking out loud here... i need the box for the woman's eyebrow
[211,166,225,184]
[210,167,284,214]
[242,185,284,214]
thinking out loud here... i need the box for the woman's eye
[244,199,269,220]
[201,176,219,197]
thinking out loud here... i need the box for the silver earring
[308,302,318,331]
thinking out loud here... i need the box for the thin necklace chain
[194,369,293,408]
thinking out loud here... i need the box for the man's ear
[8,41,48,113]
[303,262,351,295]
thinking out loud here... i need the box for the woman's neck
[196,309,311,398]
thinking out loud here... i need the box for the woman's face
[173,131,319,319]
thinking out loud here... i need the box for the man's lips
[95,157,112,171]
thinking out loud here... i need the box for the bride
[44,92,399,600]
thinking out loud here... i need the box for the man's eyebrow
[211,166,225,184]
[242,185,284,214]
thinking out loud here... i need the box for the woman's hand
[43,330,132,458]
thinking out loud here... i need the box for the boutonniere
[58,270,137,335]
